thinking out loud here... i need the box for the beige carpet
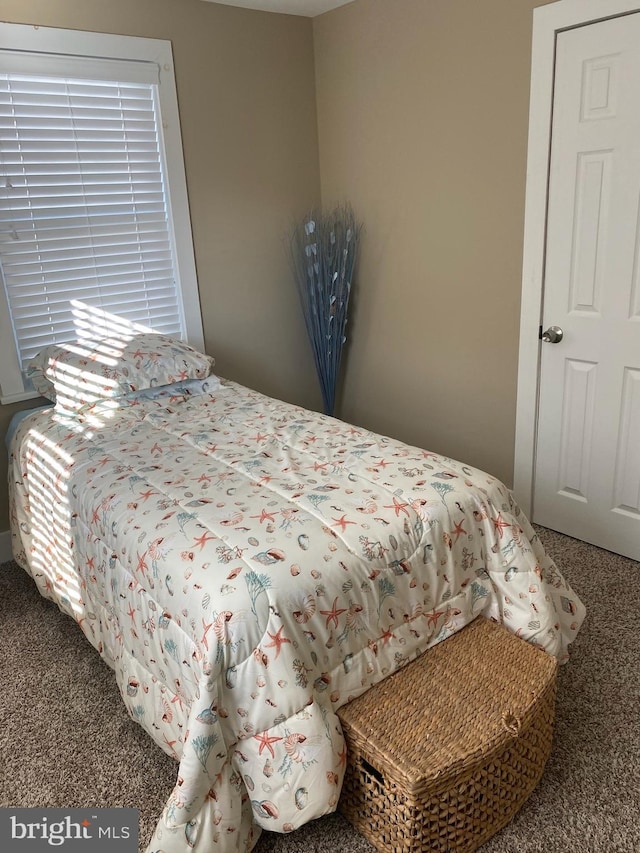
[1,526,638,853]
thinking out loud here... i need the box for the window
[0,23,203,403]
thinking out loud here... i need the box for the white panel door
[534,13,640,561]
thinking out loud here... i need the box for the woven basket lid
[337,617,558,792]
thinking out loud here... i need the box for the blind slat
[15,304,182,333]
[14,295,181,318]
[17,321,183,351]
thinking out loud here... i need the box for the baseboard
[0,529,13,564]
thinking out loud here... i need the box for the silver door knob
[542,325,563,344]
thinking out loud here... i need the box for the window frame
[0,22,203,404]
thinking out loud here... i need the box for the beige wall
[1,0,560,533]
[0,0,321,531]
[314,0,555,486]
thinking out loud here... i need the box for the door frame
[513,0,640,516]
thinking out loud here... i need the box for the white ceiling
[201,0,355,16]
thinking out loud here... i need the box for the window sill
[1,389,40,405]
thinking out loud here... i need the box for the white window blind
[0,26,203,403]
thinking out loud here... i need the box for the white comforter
[8,379,585,853]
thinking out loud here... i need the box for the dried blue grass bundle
[289,204,361,416]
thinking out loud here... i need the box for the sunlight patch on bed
[24,430,83,615]
[32,300,160,426]
[50,357,119,412]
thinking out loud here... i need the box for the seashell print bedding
[8,378,585,853]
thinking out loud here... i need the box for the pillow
[27,333,214,414]
[24,364,57,402]
[125,374,222,402]
[74,374,223,423]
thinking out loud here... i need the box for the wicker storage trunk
[337,617,558,853]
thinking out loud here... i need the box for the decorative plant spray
[289,205,360,416]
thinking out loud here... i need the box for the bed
[7,333,585,853]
